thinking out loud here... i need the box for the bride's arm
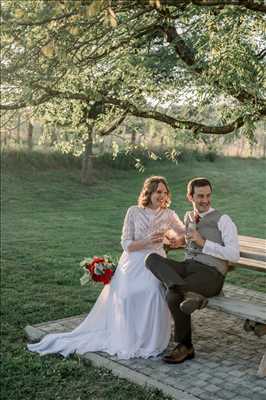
[121,207,163,252]
[170,211,185,235]
[127,232,164,252]
[165,210,186,248]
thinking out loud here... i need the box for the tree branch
[161,23,265,107]
[98,111,128,136]
[0,94,51,110]
[103,95,247,135]
[3,11,79,27]
[2,86,264,136]
[77,22,161,65]
[0,110,21,128]
[30,85,243,135]
[147,0,266,13]
[257,48,266,60]
[161,25,199,70]
[191,0,266,13]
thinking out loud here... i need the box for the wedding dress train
[28,206,184,359]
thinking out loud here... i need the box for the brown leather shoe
[180,291,208,315]
[162,344,195,364]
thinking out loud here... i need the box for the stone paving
[25,284,266,400]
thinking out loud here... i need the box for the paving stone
[199,392,227,400]
[212,371,228,379]
[191,380,211,388]
[188,387,205,396]
[232,397,251,400]
[211,377,224,385]
[221,360,237,366]
[197,372,213,380]
[173,382,189,391]
[42,323,66,332]
[205,384,220,393]
[260,380,266,388]
[149,371,168,382]
[205,361,220,369]
[176,378,196,388]
[217,389,237,399]
[163,376,181,387]
[252,395,266,400]
[24,325,45,342]
[221,382,247,393]
[228,370,246,377]
[25,284,266,400]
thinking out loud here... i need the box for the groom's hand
[189,229,206,248]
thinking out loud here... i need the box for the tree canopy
[1,0,265,143]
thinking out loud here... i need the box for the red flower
[102,269,113,284]
[82,256,116,285]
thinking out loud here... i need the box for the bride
[27,176,185,359]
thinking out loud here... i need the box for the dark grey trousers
[145,253,224,346]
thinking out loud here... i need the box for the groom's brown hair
[187,178,212,197]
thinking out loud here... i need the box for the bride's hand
[167,236,185,248]
[147,231,164,245]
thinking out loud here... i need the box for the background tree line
[1,0,265,181]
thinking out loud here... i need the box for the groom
[145,177,240,364]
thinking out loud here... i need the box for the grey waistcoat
[184,210,228,275]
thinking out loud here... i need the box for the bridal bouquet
[80,256,116,286]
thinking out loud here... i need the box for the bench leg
[257,353,266,377]
[244,320,266,337]
[254,323,266,337]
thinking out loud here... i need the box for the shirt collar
[197,207,215,218]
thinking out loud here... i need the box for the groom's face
[190,185,212,213]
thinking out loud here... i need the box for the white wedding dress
[28,206,184,359]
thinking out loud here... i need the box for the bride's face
[149,182,168,209]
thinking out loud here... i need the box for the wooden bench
[206,235,266,377]
[167,235,266,376]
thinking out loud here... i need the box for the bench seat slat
[240,244,266,254]
[239,240,266,247]
[232,257,266,273]
[239,250,266,262]
[207,297,266,324]
[239,235,266,245]
[240,244,266,253]
[239,238,266,253]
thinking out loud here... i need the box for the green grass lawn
[2,152,266,400]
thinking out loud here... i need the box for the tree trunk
[50,126,57,146]
[131,130,136,144]
[262,133,266,158]
[148,119,155,143]
[3,131,7,146]
[27,121,33,150]
[80,129,94,184]
[16,113,21,145]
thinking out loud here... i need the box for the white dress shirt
[200,208,240,262]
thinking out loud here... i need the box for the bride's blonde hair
[138,176,171,208]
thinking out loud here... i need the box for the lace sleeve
[169,210,185,235]
[120,206,135,251]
